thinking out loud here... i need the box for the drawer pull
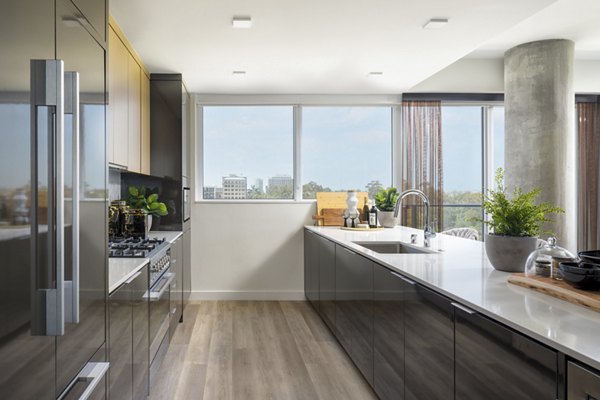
[389,271,416,285]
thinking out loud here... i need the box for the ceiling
[110,0,598,94]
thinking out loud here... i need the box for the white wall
[190,202,314,300]
[574,60,600,93]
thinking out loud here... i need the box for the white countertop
[108,257,149,294]
[307,225,600,370]
[149,230,182,244]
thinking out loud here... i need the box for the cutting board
[508,273,600,313]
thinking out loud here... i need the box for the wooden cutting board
[508,273,600,313]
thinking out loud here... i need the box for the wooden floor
[150,301,377,400]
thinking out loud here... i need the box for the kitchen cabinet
[454,303,558,399]
[335,245,374,386]
[373,264,407,400]
[108,19,150,173]
[169,236,183,337]
[182,227,192,313]
[404,281,454,400]
[109,265,149,400]
[318,236,335,332]
[567,361,600,399]
[304,230,319,307]
[71,0,107,42]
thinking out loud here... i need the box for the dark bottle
[362,197,370,223]
[369,205,378,228]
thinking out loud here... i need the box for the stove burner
[108,237,166,258]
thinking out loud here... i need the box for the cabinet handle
[451,302,476,315]
[389,271,416,285]
[340,246,357,256]
[124,270,143,285]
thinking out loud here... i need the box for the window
[301,107,392,199]
[202,106,294,200]
[440,106,484,237]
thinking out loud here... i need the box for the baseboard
[189,290,306,301]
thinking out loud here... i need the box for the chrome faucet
[393,189,436,241]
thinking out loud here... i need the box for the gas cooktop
[108,237,167,258]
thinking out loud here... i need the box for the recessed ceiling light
[367,71,384,77]
[423,18,449,29]
[232,17,252,28]
[232,70,246,75]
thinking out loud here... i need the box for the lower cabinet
[373,265,407,400]
[335,245,374,386]
[304,230,319,307]
[318,237,335,332]
[454,304,558,400]
[404,281,454,400]
[169,236,183,337]
[109,265,149,400]
[567,361,600,399]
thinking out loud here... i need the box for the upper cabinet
[107,17,150,174]
[71,0,107,42]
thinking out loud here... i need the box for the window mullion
[294,106,302,201]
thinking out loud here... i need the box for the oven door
[147,271,174,364]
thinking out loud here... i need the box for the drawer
[568,361,600,400]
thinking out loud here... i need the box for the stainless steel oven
[148,269,174,365]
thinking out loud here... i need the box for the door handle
[64,71,79,324]
[30,59,65,336]
[145,272,175,301]
[58,361,109,400]
[451,302,476,315]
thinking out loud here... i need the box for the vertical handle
[64,71,79,324]
[30,59,65,336]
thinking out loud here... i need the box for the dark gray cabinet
[170,235,183,337]
[404,280,454,400]
[454,304,558,400]
[109,265,149,400]
[335,245,374,386]
[318,237,336,331]
[304,230,319,307]
[567,361,600,400]
[182,227,191,314]
[373,265,407,400]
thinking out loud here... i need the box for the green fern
[480,169,563,237]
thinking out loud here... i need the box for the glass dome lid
[524,237,576,279]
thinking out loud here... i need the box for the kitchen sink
[352,241,435,254]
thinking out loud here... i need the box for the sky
[203,105,504,193]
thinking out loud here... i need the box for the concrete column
[504,39,576,251]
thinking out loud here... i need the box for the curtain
[577,102,600,250]
[400,101,443,231]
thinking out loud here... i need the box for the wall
[574,60,600,93]
[190,202,314,300]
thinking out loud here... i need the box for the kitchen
[1,0,600,399]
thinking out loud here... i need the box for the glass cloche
[524,237,576,279]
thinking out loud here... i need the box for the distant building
[222,175,247,199]
[254,178,264,193]
[203,186,219,199]
[268,174,293,189]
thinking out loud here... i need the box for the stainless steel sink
[352,241,434,254]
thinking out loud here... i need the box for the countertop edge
[108,258,149,294]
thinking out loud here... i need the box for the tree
[302,181,332,199]
[266,183,293,199]
[247,185,267,199]
[365,180,384,200]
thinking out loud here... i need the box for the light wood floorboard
[149,301,377,400]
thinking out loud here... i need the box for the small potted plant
[375,187,400,228]
[127,186,168,233]
[481,169,563,272]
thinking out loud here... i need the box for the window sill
[194,199,317,205]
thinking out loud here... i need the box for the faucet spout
[393,189,436,239]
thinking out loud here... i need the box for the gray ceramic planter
[484,233,538,272]
[378,211,399,228]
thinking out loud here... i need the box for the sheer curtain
[577,102,600,250]
[400,100,444,231]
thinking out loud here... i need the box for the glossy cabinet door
[56,0,107,394]
[304,230,319,307]
[374,265,407,400]
[182,228,192,312]
[455,304,558,400]
[127,56,141,173]
[318,236,335,331]
[404,283,454,400]
[170,236,183,337]
[131,266,149,400]
[140,73,151,174]
[108,26,129,167]
[335,245,374,385]
[71,0,107,42]
[109,283,133,400]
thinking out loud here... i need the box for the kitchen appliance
[0,0,108,398]
[108,236,173,387]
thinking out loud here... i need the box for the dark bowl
[578,250,600,264]
[559,262,600,290]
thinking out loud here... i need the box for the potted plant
[127,186,168,232]
[375,187,400,228]
[481,169,563,272]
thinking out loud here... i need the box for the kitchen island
[306,225,600,399]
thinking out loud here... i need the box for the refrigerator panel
[0,0,57,398]
[56,0,107,395]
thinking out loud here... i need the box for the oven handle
[145,272,174,301]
